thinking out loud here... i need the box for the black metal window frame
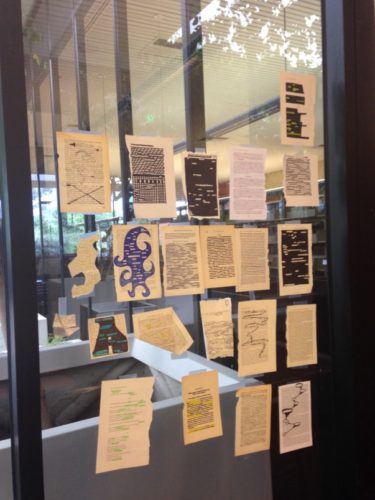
[0,0,374,498]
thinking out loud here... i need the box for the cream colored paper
[200,298,234,359]
[283,155,319,207]
[278,224,313,296]
[235,384,272,456]
[182,370,223,445]
[53,314,79,337]
[279,381,312,454]
[56,132,111,213]
[229,147,267,220]
[125,135,176,219]
[280,72,316,147]
[238,299,277,377]
[200,225,236,288]
[96,377,154,473]
[235,228,270,292]
[112,224,161,302]
[68,233,100,298]
[286,304,317,367]
[160,225,204,296]
[88,314,128,360]
[133,307,193,355]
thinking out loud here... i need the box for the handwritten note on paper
[280,72,316,147]
[283,155,319,207]
[184,153,219,219]
[57,132,111,213]
[286,304,317,368]
[125,135,176,219]
[53,313,79,337]
[238,299,277,377]
[200,298,234,359]
[235,385,272,457]
[112,224,161,302]
[182,370,223,445]
[200,225,236,289]
[229,147,267,220]
[68,233,100,298]
[160,225,204,296]
[96,377,154,473]
[235,228,270,292]
[279,381,312,454]
[88,314,128,360]
[278,224,313,296]
[133,307,193,355]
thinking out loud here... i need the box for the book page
[200,298,234,359]
[182,370,223,445]
[278,224,313,296]
[133,307,193,355]
[235,228,270,292]
[96,377,154,473]
[280,72,316,147]
[160,225,204,296]
[112,224,161,302]
[88,314,128,359]
[57,132,111,213]
[238,299,277,377]
[68,232,100,298]
[200,225,236,288]
[125,135,176,219]
[283,155,319,207]
[286,304,317,367]
[229,147,267,220]
[279,381,312,454]
[235,384,272,456]
[184,153,219,219]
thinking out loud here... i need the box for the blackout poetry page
[279,381,312,454]
[229,147,267,220]
[184,153,219,218]
[88,314,128,360]
[96,377,154,473]
[283,155,319,207]
[235,384,272,456]
[235,228,270,292]
[57,132,111,213]
[200,225,236,288]
[182,370,223,445]
[238,299,277,377]
[280,72,316,147]
[68,232,100,298]
[286,304,317,367]
[200,298,234,359]
[160,225,204,296]
[125,135,176,218]
[133,307,193,355]
[278,224,313,296]
[112,224,161,302]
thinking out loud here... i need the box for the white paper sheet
[229,147,267,220]
[279,381,312,454]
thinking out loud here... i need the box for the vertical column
[112,0,133,222]
[72,9,96,233]
[112,0,134,330]
[181,0,207,354]
[0,0,45,498]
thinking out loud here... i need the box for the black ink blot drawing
[242,309,268,357]
[281,382,306,436]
